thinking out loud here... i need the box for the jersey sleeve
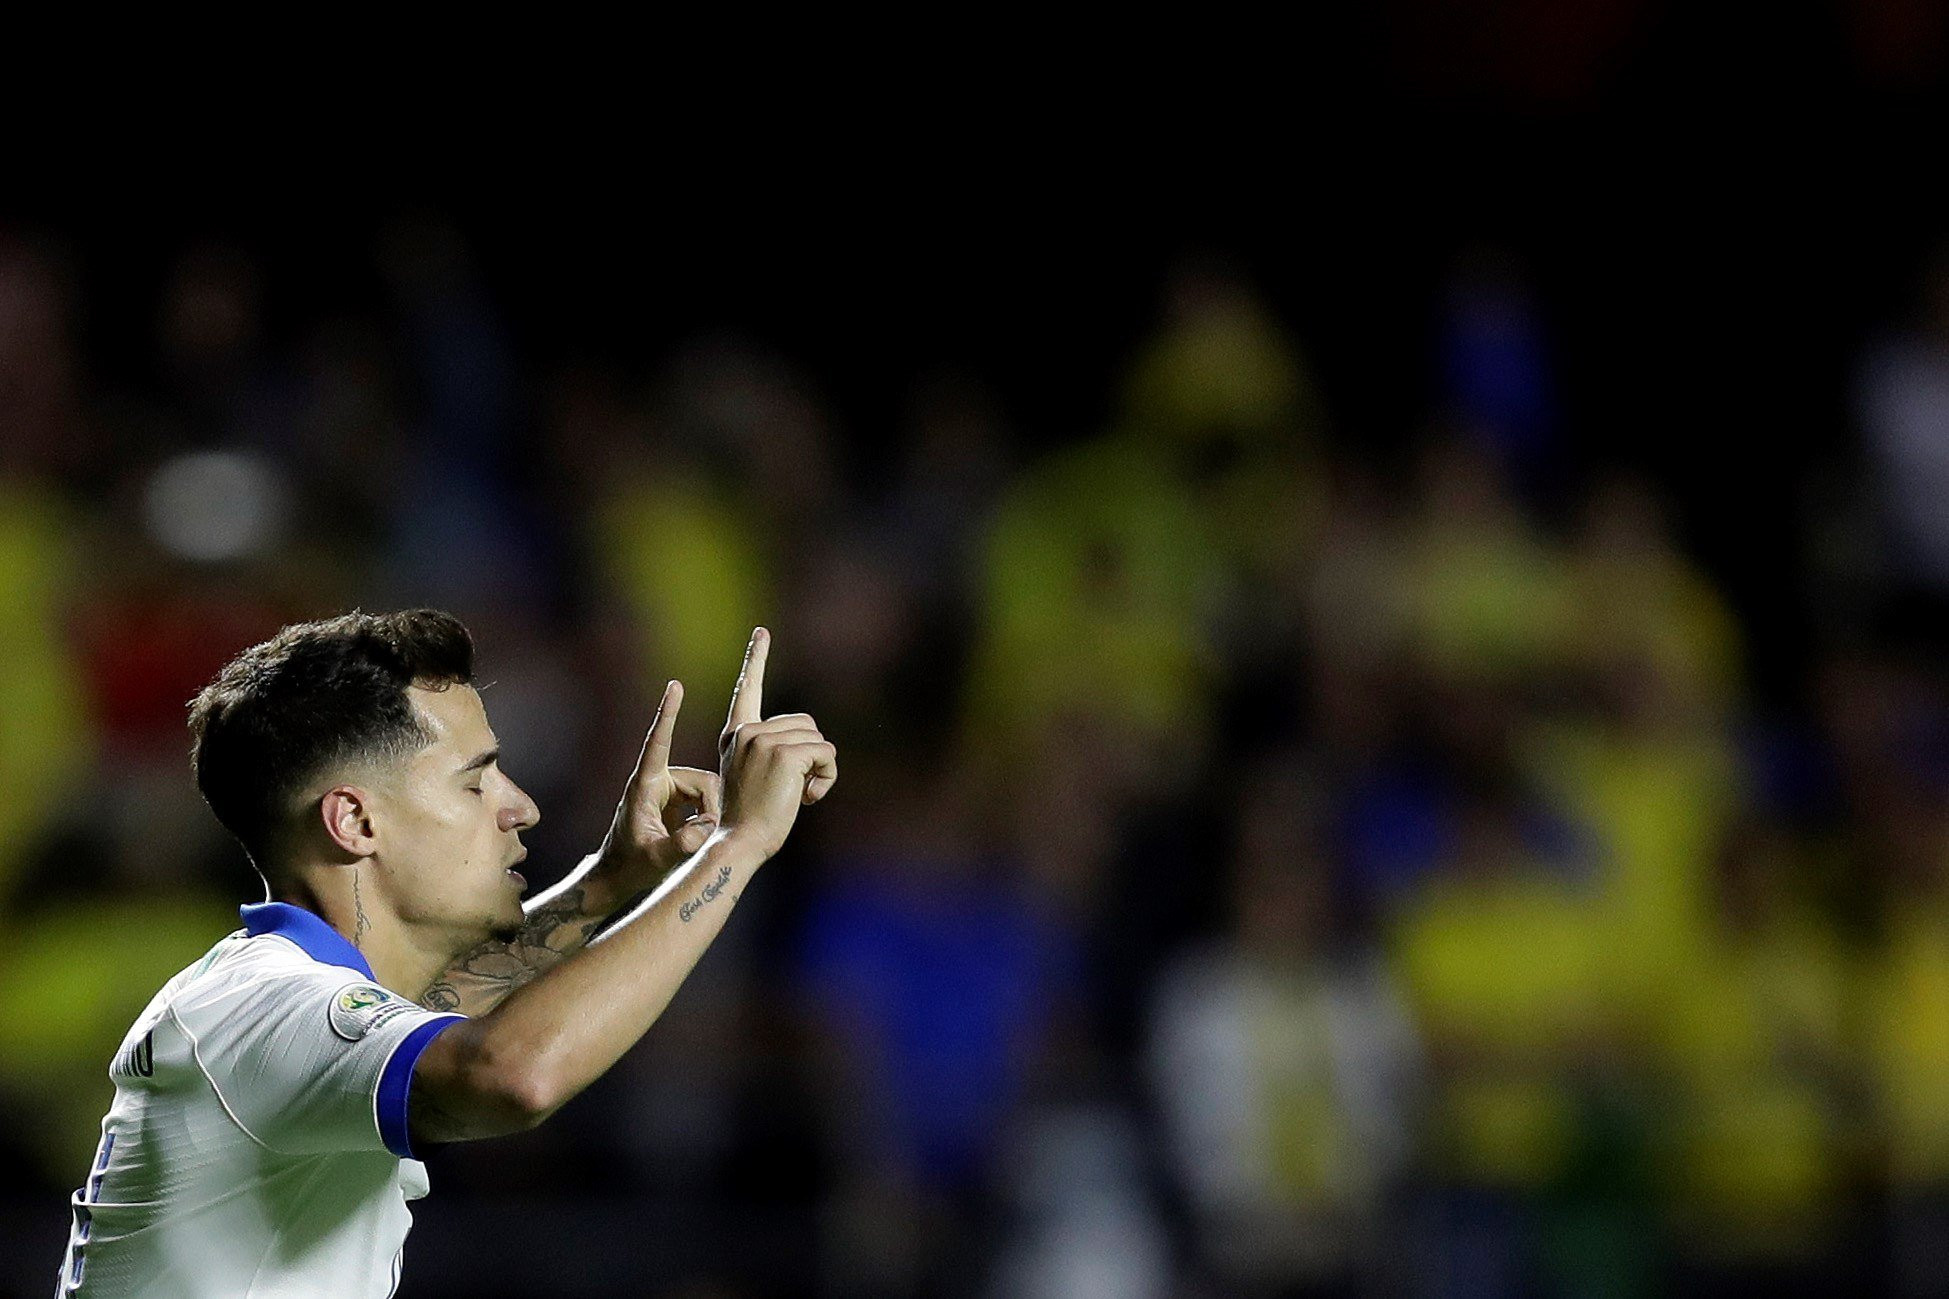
[174,964,464,1159]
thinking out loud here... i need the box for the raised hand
[717,628,837,858]
[602,679,724,879]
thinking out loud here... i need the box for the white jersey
[55,902,466,1297]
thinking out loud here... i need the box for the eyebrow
[457,747,500,775]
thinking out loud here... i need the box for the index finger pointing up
[726,627,770,729]
[630,679,683,786]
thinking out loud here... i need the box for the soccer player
[55,610,835,1296]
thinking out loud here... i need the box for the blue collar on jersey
[239,902,376,980]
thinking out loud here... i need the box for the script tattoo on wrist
[678,864,735,923]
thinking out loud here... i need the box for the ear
[320,786,380,858]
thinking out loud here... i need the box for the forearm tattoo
[677,864,736,923]
[419,884,642,1016]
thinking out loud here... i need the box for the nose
[499,781,541,833]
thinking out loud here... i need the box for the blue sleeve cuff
[377,1015,464,1159]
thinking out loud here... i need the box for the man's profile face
[366,683,538,944]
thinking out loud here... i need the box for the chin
[487,900,526,942]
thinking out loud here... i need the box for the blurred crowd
[5,220,1949,1299]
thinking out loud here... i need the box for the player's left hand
[601,680,723,881]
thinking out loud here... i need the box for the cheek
[388,786,500,856]
[430,793,490,837]
[390,798,490,873]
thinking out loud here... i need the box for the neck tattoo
[352,868,371,948]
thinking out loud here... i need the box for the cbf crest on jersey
[327,982,416,1041]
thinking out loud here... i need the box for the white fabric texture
[55,923,463,1297]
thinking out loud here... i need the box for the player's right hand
[716,628,837,859]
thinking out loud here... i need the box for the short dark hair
[188,608,476,870]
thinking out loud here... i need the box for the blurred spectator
[985,1102,1174,1299]
[155,244,290,453]
[584,447,774,715]
[0,886,235,1181]
[783,538,924,744]
[0,236,96,484]
[0,240,96,912]
[0,478,91,914]
[1402,435,1572,688]
[1386,777,1632,1296]
[1121,257,1321,458]
[1855,243,1949,594]
[1855,716,1949,1296]
[1118,257,1328,602]
[880,371,1014,608]
[795,772,1085,1296]
[271,316,415,580]
[1147,759,1421,1294]
[666,336,845,538]
[1562,472,1742,714]
[1434,246,1561,497]
[1335,439,1594,912]
[960,435,1223,789]
[1300,460,1414,699]
[1532,473,1744,1008]
[377,217,558,610]
[1658,818,1859,1295]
